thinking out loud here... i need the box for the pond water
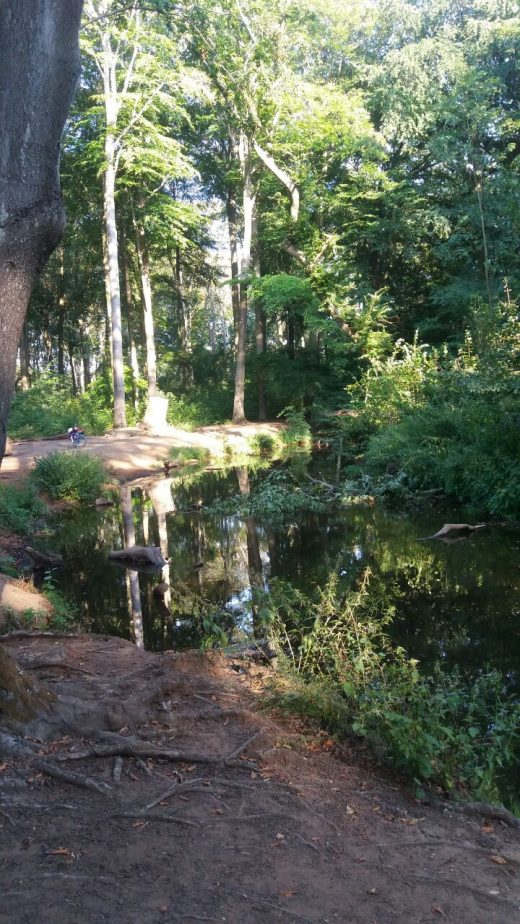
[41,463,520,690]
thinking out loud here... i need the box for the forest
[1,0,520,846]
[3,0,519,516]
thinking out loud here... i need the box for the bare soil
[0,424,285,484]
[0,574,52,628]
[1,633,519,924]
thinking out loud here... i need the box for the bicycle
[68,427,87,448]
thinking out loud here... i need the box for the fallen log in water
[108,546,167,568]
[421,523,487,541]
[26,547,64,568]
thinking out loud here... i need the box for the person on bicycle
[68,425,81,444]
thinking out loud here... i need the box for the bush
[267,572,520,806]
[31,452,107,504]
[0,483,47,534]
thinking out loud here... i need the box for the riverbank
[1,632,519,924]
[0,422,285,484]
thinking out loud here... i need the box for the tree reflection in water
[44,467,520,682]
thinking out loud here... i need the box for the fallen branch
[33,759,113,795]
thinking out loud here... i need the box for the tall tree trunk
[134,215,157,402]
[175,247,193,388]
[233,133,255,424]
[101,31,126,429]
[226,191,241,342]
[19,320,31,391]
[0,0,83,462]
[251,200,266,421]
[56,246,66,376]
[134,208,167,431]
[121,231,140,412]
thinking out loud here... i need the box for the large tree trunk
[0,0,84,463]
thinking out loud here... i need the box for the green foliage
[31,452,107,505]
[0,553,19,577]
[268,572,520,806]
[166,388,231,430]
[280,409,312,449]
[9,373,112,440]
[210,467,328,525]
[42,572,80,630]
[0,484,47,535]
[247,433,277,457]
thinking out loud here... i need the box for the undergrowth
[0,483,47,534]
[265,572,520,809]
[209,467,329,525]
[9,373,112,439]
[31,452,107,504]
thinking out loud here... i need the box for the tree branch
[253,141,299,221]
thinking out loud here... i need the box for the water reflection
[44,467,520,682]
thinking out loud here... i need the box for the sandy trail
[0,423,284,483]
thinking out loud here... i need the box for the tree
[0,0,84,462]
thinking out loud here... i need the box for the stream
[39,463,520,690]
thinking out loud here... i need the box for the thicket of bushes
[31,452,107,504]
[339,303,520,517]
[266,572,520,808]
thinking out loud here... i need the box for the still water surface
[44,466,520,687]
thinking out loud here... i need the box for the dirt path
[1,634,519,924]
[0,423,285,484]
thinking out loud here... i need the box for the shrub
[0,483,47,534]
[267,572,520,806]
[31,452,107,504]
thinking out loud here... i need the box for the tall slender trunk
[175,247,193,388]
[121,231,140,411]
[475,174,493,309]
[101,33,126,429]
[134,214,157,401]
[69,346,77,395]
[226,191,241,342]
[233,133,255,424]
[252,200,266,420]
[19,321,31,391]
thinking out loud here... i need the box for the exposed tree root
[33,759,113,795]
[49,729,261,771]
[112,810,197,826]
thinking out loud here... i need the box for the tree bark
[0,0,84,462]
[134,209,160,428]
[233,133,255,424]
[99,16,127,428]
